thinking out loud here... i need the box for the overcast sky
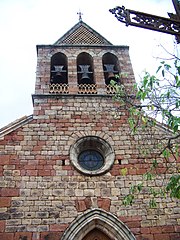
[0,0,178,128]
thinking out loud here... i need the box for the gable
[0,115,33,139]
[54,21,112,45]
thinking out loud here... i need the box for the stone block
[1,188,19,197]
[154,234,170,240]
[0,220,5,232]
[0,197,11,207]
[37,225,49,232]
[0,233,14,240]
[50,224,68,232]
[14,232,32,240]
[84,189,95,197]
[75,200,87,212]
[98,198,111,211]
[0,212,11,220]
[75,189,83,196]
[141,234,154,240]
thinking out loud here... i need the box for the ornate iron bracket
[109,6,180,43]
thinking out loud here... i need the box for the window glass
[78,150,104,171]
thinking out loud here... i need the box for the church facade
[0,20,179,240]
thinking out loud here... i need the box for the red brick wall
[0,96,179,240]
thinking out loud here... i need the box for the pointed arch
[61,209,136,240]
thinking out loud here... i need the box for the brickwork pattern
[35,46,135,95]
[0,96,179,240]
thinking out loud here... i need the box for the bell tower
[33,20,136,105]
[30,22,137,239]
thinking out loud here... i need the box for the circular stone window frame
[70,136,115,176]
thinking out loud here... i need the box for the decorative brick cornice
[36,44,129,54]
[32,93,113,105]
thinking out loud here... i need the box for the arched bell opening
[61,209,136,240]
[102,53,120,85]
[50,52,68,84]
[77,52,94,85]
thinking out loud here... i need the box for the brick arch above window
[69,136,115,176]
[68,130,114,144]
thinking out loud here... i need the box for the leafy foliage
[129,59,180,134]
[111,57,180,207]
[166,175,180,198]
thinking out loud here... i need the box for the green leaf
[137,183,143,192]
[166,175,180,199]
[142,116,147,124]
[144,172,153,181]
[128,118,136,133]
[162,69,165,77]
[152,159,158,169]
[156,65,162,73]
[123,194,134,206]
[149,199,157,208]
[130,185,136,194]
[120,168,128,176]
[162,149,170,158]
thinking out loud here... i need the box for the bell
[56,71,62,76]
[54,66,65,72]
[81,72,92,84]
[104,64,119,84]
[78,65,93,84]
[107,72,118,83]
[51,65,67,84]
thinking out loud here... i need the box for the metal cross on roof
[77,10,83,21]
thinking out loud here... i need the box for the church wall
[1,19,179,240]
[0,96,179,240]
